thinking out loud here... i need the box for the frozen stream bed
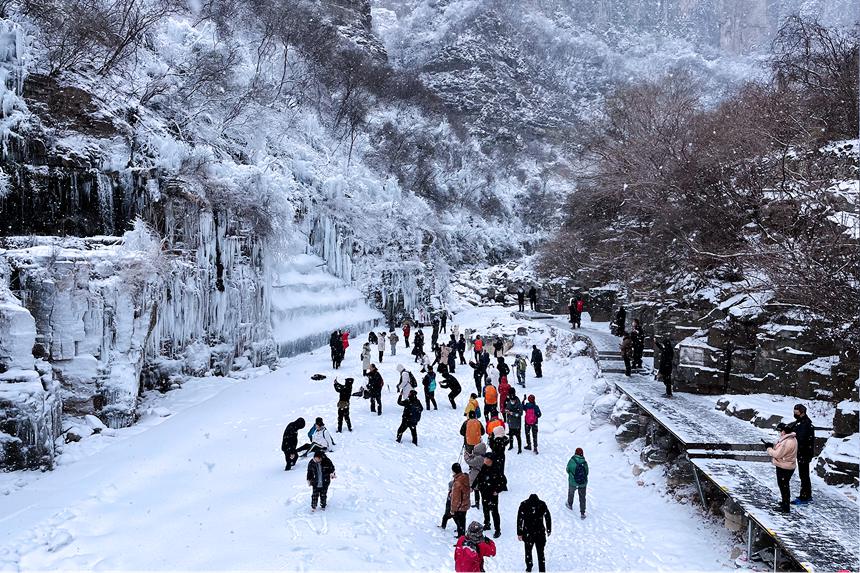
[0,306,733,570]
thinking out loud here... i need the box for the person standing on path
[575,297,583,328]
[412,329,425,363]
[457,334,467,365]
[517,493,552,573]
[396,364,416,400]
[473,335,484,361]
[566,447,589,518]
[528,286,537,310]
[613,305,627,335]
[361,342,372,376]
[454,521,497,572]
[334,378,354,433]
[378,332,387,362]
[329,331,343,369]
[620,334,633,377]
[788,403,815,504]
[655,337,674,396]
[474,456,506,538]
[530,345,543,378]
[307,451,335,512]
[389,330,399,356]
[341,330,350,357]
[403,321,411,348]
[281,417,306,471]
[432,318,440,348]
[517,287,526,312]
[489,425,509,476]
[423,366,438,410]
[505,389,523,454]
[439,370,462,409]
[483,379,499,422]
[366,363,384,415]
[396,390,423,446]
[464,442,488,509]
[441,311,448,333]
[630,319,644,370]
[523,395,541,454]
[441,475,454,530]
[515,354,528,387]
[498,375,511,419]
[766,423,797,513]
[450,463,471,537]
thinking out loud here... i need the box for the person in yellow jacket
[766,423,797,513]
[464,393,481,418]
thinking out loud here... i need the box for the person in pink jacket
[766,423,797,513]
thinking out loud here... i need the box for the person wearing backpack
[505,389,524,454]
[464,393,481,419]
[333,378,354,433]
[438,370,462,409]
[388,330,399,356]
[566,447,589,518]
[515,355,528,387]
[460,410,485,453]
[366,364,384,415]
[530,345,543,378]
[281,417,306,471]
[396,390,423,446]
[296,417,335,457]
[517,493,552,572]
[396,364,417,400]
[422,366,438,410]
[454,521,497,572]
[475,456,506,538]
[523,395,542,454]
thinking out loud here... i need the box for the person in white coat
[396,364,415,400]
[486,364,500,387]
[297,417,335,457]
[378,332,387,362]
[361,343,372,375]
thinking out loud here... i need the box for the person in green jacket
[566,447,588,518]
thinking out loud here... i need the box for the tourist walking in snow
[461,410,485,453]
[423,366,438,410]
[441,311,448,333]
[523,395,541,454]
[528,286,537,310]
[432,318,440,348]
[464,393,481,419]
[497,375,511,419]
[655,337,674,396]
[483,379,499,422]
[329,331,343,369]
[788,404,815,504]
[367,363,384,415]
[457,334,467,365]
[765,423,797,513]
[334,378,354,433]
[439,370,462,409]
[361,343,372,375]
[464,442,487,508]
[492,338,504,359]
[517,287,526,312]
[396,364,417,400]
[450,463,471,537]
[307,451,336,512]
[630,319,644,370]
[620,334,633,377]
[517,493,552,572]
[297,417,335,457]
[389,330,399,356]
[403,322,411,348]
[412,329,425,362]
[441,475,455,531]
[439,343,452,371]
[574,297,584,328]
[396,390,423,446]
[447,341,457,373]
[566,447,589,518]
[515,354,528,387]
[505,389,523,454]
[486,363,500,388]
[473,335,484,361]
[489,425,509,476]
[454,521,497,572]
[281,417,306,471]
[475,456,506,538]
[378,332,387,362]
[530,345,543,378]
[341,330,350,356]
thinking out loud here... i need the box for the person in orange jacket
[483,381,498,422]
[460,411,485,453]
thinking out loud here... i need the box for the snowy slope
[0,305,733,570]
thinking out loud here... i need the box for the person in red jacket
[403,322,411,348]
[341,330,350,354]
[455,521,497,572]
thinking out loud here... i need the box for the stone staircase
[597,348,654,374]
[270,253,382,358]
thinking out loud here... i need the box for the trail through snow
[0,306,733,570]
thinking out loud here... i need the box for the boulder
[833,400,859,438]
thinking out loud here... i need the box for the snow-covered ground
[0,305,734,571]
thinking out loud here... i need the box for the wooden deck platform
[692,458,859,573]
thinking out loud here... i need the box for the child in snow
[307,451,336,512]
[454,521,496,572]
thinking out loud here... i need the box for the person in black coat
[366,364,384,415]
[613,306,627,335]
[528,286,537,310]
[329,331,342,369]
[530,346,543,378]
[457,335,467,365]
[655,337,674,396]
[517,287,526,312]
[281,417,306,471]
[438,370,462,409]
[334,378,354,432]
[788,403,815,502]
[630,319,645,370]
[396,390,423,445]
[517,494,552,572]
[306,451,336,511]
[474,456,506,538]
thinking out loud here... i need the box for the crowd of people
[282,309,593,572]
